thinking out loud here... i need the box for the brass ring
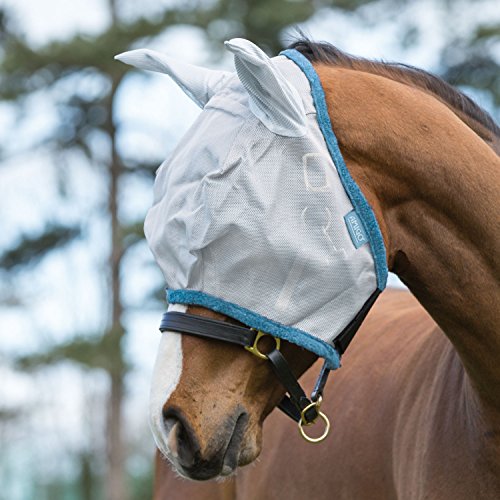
[245,330,281,360]
[298,410,330,443]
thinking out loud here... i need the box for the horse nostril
[161,406,248,479]
[162,408,199,468]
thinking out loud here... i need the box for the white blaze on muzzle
[116,38,388,369]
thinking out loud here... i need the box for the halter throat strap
[159,311,330,424]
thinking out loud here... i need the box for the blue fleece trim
[168,289,341,370]
[281,48,388,290]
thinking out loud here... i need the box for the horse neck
[317,65,500,410]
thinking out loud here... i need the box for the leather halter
[160,311,331,441]
[159,290,380,443]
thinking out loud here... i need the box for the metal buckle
[298,396,331,443]
[245,330,281,360]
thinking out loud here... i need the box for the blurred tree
[1,0,498,499]
[442,22,500,111]
[0,224,80,272]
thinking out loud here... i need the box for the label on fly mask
[344,210,368,249]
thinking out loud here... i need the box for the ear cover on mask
[225,38,307,137]
[115,48,232,108]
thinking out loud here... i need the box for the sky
[0,0,498,496]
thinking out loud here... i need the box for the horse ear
[114,49,232,108]
[224,38,307,137]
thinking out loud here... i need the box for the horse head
[116,38,387,480]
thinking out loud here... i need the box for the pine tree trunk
[79,452,93,500]
[105,71,127,500]
[107,370,126,500]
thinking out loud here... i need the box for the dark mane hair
[289,40,500,140]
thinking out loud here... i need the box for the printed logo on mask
[344,210,368,249]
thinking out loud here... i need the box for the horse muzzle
[161,405,254,480]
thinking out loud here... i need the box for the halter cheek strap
[160,311,331,442]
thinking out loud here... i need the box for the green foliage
[442,22,500,109]
[14,327,128,375]
[122,221,145,250]
[0,407,19,422]
[0,224,80,271]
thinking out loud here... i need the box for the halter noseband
[160,311,332,443]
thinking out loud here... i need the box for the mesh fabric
[144,55,381,365]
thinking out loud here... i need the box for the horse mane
[289,40,500,144]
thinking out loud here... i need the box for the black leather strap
[277,396,302,422]
[160,311,257,348]
[267,349,318,422]
[333,289,381,354]
[311,361,331,401]
[268,349,309,408]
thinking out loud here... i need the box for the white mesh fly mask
[116,38,388,370]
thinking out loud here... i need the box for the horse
[117,38,500,498]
